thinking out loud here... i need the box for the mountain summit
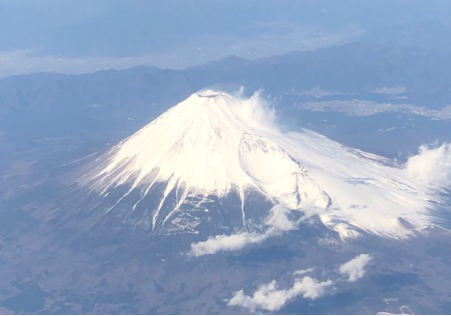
[82,90,444,239]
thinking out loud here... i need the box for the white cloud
[230,89,277,132]
[372,86,407,95]
[228,276,333,312]
[189,204,295,256]
[293,268,315,276]
[264,204,297,232]
[376,306,415,315]
[189,231,268,256]
[339,254,372,282]
[228,254,373,312]
[405,143,451,189]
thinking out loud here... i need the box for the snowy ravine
[80,90,449,239]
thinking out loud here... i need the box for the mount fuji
[79,90,448,241]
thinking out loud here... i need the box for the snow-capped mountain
[81,90,447,239]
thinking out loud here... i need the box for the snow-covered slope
[239,133,330,210]
[82,90,448,239]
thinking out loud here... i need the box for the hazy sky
[0,0,450,78]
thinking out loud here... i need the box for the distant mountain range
[0,41,450,121]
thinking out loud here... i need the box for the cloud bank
[228,277,333,312]
[405,143,451,189]
[339,254,372,282]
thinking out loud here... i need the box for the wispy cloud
[293,268,315,276]
[405,143,451,189]
[372,86,407,95]
[189,231,267,257]
[189,204,295,256]
[228,276,333,312]
[376,305,414,315]
[339,254,372,282]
